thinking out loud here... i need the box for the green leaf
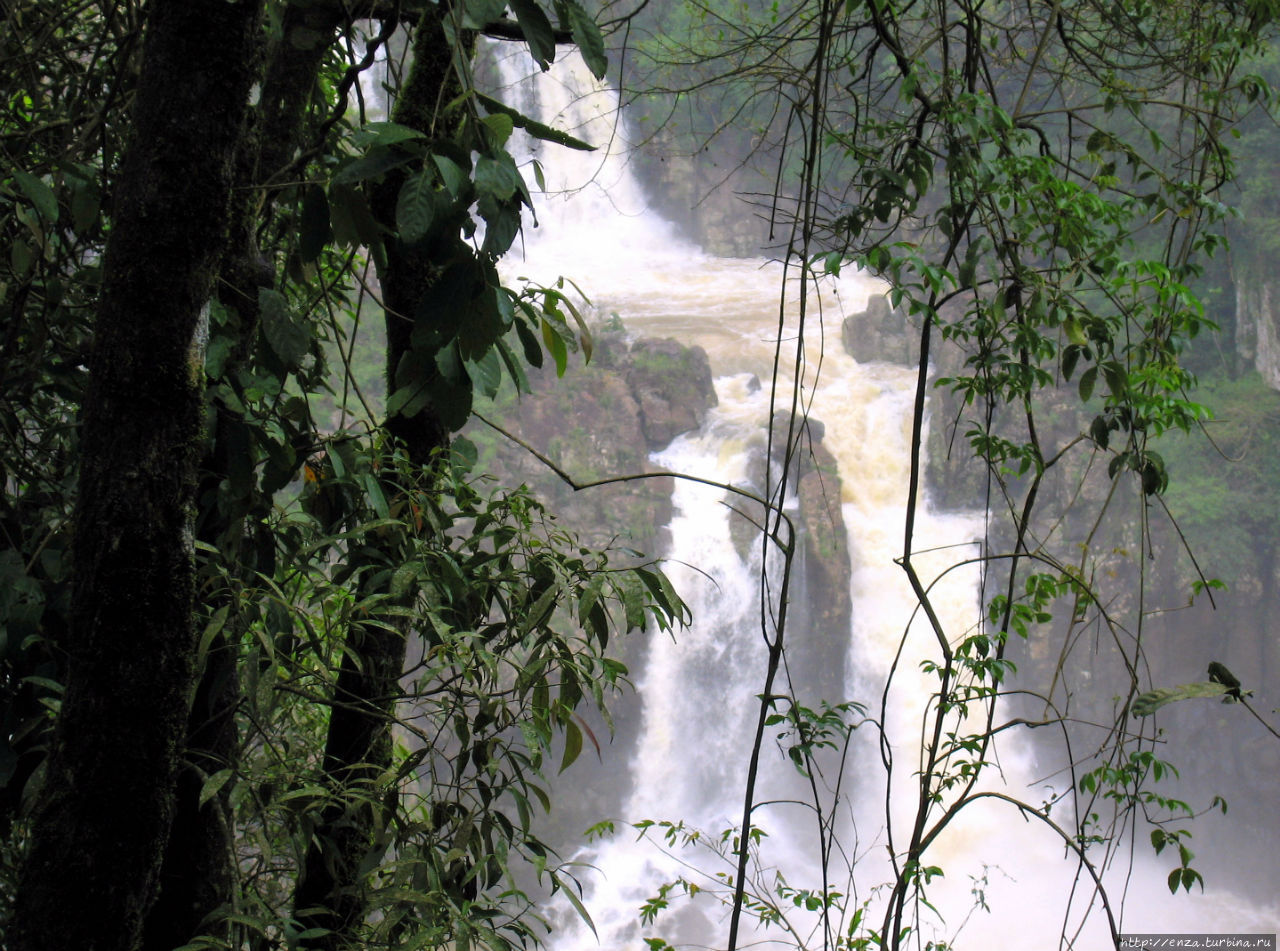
[481,113,515,147]
[12,171,58,222]
[1089,415,1110,450]
[328,183,382,249]
[559,718,583,772]
[1107,451,1128,480]
[299,184,332,262]
[332,147,417,185]
[475,91,596,152]
[353,121,427,148]
[475,155,523,202]
[532,677,550,720]
[433,154,469,198]
[390,562,419,597]
[515,316,543,368]
[360,471,390,519]
[635,568,674,619]
[494,335,531,393]
[1078,364,1097,402]
[1131,681,1229,717]
[1140,452,1167,496]
[396,171,438,244]
[1061,345,1080,381]
[541,317,568,376]
[465,347,503,399]
[555,876,598,937]
[199,768,234,808]
[1100,360,1127,397]
[620,574,645,631]
[451,434,479,475]
[20,676,63,694]
[431,374,474,431]
[468,267,531,355]
[462,0,508,28]
[10,240,33,276]
[589,600,610,647]
[387,379,431,419]
[197,609,232,670]
[259,288,310,369]
[432,345,462,392]
[480,200,521,256]
[563,0,608,78]
[411,259,478,351]
[509,0,557,68]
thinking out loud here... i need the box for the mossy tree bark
[139,5,347,946]
[7,3,263,950]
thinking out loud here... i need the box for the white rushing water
[488,42,1280,951]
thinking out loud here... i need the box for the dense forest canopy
[1,3,686,950]
[2,0,1279,950]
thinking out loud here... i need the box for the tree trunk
[7,3,262,950]
[139,5,347,946]
[293,9,465,947]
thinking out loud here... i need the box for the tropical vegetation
[2,0,1279,950]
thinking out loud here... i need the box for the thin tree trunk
[293,9,466,946]
[8,3,262,950]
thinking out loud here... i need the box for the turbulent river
[486,42,1280,951]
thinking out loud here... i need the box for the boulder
[842,293,920,366]
[624,337,718,449]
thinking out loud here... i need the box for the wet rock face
[726,412,854,706]
[477,327,854,690]
[624,338,719,449]
[842,293,920,366]
[469,331,719,557]
[790,436,853,706]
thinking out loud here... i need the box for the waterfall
[489,42,700,285]
[1235,277,1280,389]
[486,41,1280,951]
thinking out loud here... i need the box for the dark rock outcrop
[625,337,718,449]
[790,434,853,706]
[463,330,720,845]
[467,330,719,557]
[842,293,920,366]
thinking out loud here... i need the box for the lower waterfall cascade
[487,42,1280,951]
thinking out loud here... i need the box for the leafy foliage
[0,1,686,949]
[193,446,686,948]
[4,0,1279,948]
[1159,373,1280,579]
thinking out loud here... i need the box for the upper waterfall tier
[487,40,702,281]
